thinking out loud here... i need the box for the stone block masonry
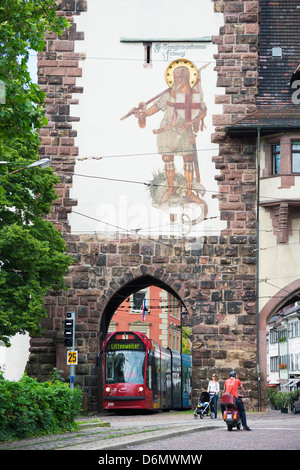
[27,231,258,411]
[26,0,261,412]
[37,0,87,233]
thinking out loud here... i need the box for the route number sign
[67,350,78,365]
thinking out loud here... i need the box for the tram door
[181,354,192,409]
[150,348,161,409]
[161,347,172,408]
[171,350,182,409]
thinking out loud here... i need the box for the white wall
[69,0,226,238]
[0,333,30,381]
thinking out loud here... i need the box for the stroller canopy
[200,391,210,402]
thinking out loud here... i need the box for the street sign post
[64,311,76,390]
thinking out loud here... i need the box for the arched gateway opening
[97,274,191,411]
[99,274,186,338]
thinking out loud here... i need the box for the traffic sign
[67,350,78,365]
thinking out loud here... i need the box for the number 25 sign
[67,351,78,365]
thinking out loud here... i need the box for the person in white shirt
[207,374,220,418]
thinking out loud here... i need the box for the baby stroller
[194,391,215,419]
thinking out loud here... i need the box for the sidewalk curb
[76,424,220,450]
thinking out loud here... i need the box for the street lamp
[0,158,51,174]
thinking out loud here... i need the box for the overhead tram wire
[70,207,299,244]
[70,209,297,259]
[73,143,257,162]
[68,145,282,205]
[71,210,182,249]
[70,210,222,246]
[67,171,298,239]
[74,147,222,160]
[71,171,299,210]
[60,147,299,244]
[263,279,300,301]
[70,210,236,256]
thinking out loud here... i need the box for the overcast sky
[28,50,37,83]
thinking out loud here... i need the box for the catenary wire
[70,172,294,204]
[70,209,300,256]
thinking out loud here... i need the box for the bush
[267,387,278,407]
[290,389,300,403]
[0,371,82,441]
[267,387,300,410]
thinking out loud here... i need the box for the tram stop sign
[67,350,78,365]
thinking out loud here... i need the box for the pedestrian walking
[207,374,219,418]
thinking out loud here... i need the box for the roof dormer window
[272,46,282,58]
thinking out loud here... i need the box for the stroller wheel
[194,413,198,419]
[200,412,204,419]
[210,411,215,419]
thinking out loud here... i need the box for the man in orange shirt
[221,371,251,431]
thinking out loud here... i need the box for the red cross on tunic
[168,92,202,121]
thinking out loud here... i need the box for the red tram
[103,331,192,411]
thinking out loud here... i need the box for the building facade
[267,303,300,390]
[108,286,182,352]
[20,0,300,412]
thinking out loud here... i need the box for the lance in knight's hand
[120,89,169,122]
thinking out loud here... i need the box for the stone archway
[96,272,186,410]
[99,272,185,339]
[259,279,300,386]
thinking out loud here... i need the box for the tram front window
[105,350,146,384]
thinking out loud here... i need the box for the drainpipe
[256,127,261,411]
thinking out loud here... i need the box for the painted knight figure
[122,59,209,229]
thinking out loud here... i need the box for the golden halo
[165,59,199,88]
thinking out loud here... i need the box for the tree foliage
[0,1,72,345]
[181,326,192,355]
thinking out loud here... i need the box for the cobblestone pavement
[0,410,299,451]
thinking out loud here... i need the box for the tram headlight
[105,386,111,395]
[138,386,144,394]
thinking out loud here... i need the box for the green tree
[181,326,192,355]
[0,1,72,345]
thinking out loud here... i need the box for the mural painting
[121,59,209,228]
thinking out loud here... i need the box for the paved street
[129,415,300,451]
[0,409,299,452]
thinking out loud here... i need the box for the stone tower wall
[26,0,262,412]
